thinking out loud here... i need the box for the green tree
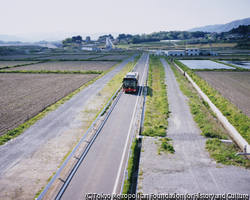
[62,38,72,46]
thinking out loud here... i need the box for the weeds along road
[59,54,149,199]
[138,58,250,195]
[0,55,137,178]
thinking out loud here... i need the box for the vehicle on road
[123,72,139,93]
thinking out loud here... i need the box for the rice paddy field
[1,61,119,72]
[221,61,250,69]
[179,60,236,70]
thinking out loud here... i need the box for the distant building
[200,50,218,56]
[155,50,165,55]
[165,50,185,56]
[186,48,200,56]
[81,44,100,51]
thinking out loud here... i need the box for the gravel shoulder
[137,59,250,195]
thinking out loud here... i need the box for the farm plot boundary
[0,61,122,145]
[0,73,99,140]
[0,61,119,72]
[175,59,250,145]
[195,71,250,118]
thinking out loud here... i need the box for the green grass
[168,58,250,167]
[33,56,140,198]
[142,55,170,137]
[122,139,140,195]
[174,59,250,145]
[158,137,175,155]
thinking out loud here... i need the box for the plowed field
[195,71,250,117]
[93,55,129,60]
[37,55,101,60]
[2,61,118,71]
[0,73,99,135]
[0,61,39,69]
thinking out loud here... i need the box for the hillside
[188,17,250,32]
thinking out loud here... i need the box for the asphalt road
[59,54,149,199]
[0,55,136,178]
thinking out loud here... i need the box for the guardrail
[172,61,250,158]
[36,55,142,200]
[119,54,149,194]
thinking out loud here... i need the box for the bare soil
[0,73,99,135]
[37,54,102,60]
[195,71,250,117]
[3,61,118,72]
[0,61,39,69]
[0,55,46,59]
[93,55,129,60]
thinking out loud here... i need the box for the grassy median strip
[142,55,170,138]
[168,59,250,167]
[122,138,140,195]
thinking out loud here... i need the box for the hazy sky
[1,0,250,36]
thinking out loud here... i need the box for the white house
[185,48,200,56]
[155,50,165,55]
[165,50,185,56]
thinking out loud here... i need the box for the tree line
[62,25,250,48]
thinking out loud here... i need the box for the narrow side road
[137,58,250,195]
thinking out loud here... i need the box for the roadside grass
[142,55,170,138]
[174,59,250,145]
[33,57,139,198]
[122,139,140,195]
[157,137,175,155]
[168,59,250,167]
[58,58,137,166]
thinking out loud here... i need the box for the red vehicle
[123,72,139,93]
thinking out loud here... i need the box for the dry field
[0,73,99,135]
[37,54,102,60]
[2,61,118,71]
[195,71,250,117]
[0,55,46,60]
[0,61,39,69]
[93,54,129,60]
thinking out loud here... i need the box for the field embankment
[175,59,250,149]
[195,71,250,118]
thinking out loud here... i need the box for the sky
[0,0,250,37]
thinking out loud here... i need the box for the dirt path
[137,59,250,196]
